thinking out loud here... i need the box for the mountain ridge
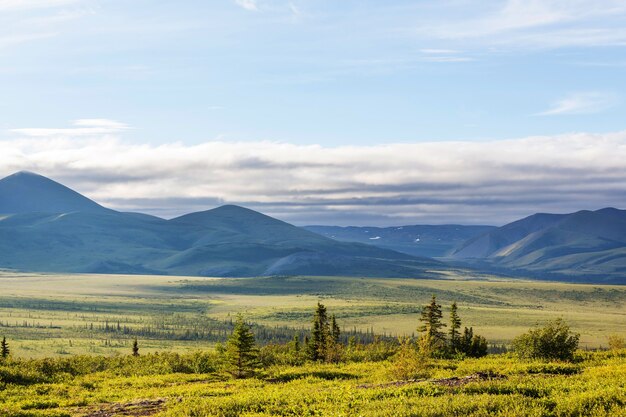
[0,171,624,283]
[0,172,439,278]
[0,171,112,214]
[452,207,626,283]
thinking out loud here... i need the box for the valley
[0,271,624,358]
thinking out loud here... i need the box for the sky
[1,0,626,225]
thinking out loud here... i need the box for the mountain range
[0,171,439,278]
[0,171,624,284]
[304,224,495,258]
[451,208,626,283]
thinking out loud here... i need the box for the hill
[0,172,440,278]
[305,224,495,258]
[452,208,626,283]
[0,171,111,214]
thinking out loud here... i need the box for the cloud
[0,0,90,50]
[418,48,473,63]
[3,121,626,225]
[11,119,129,137]
[413,0,626,49]
[234,0,258,12]
[0,0,82,11]
[536,92,618,116]
[288,2,301,17]
[419,49,460,55]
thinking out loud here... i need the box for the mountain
[0,172,441,278]
[452,208,626,283]
[305,224,495,258]
[157,205,438,277]
[3,171,624,283]
[0,171,110,214]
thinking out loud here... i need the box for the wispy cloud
[418,48,473,63]
[234,0,258,12]
[11,119,129,137]
[4,121,626,225]
[420,49,460,55]
[288,2,301,17]
[0,0,90,50]
[0,0,82,11]
[413,0,626,49]
[537,92,618,116]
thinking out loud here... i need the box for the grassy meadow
[0,348,625,416]
[0,271,625,416]
[0,271,625,357]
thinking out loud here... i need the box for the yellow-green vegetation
[0,349,625,416]
[1,271,624,357]
[1,272,625,416]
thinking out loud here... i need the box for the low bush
[512,318,579,361]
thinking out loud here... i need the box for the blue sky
[1,1,626,224]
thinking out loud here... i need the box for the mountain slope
[162,205,438,277]
[305,224,495,258]
[452,208,626,283]
[0,171,110,214]
[0,172,441,278]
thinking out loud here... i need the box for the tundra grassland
[0,272,625,417]
[0,271,624,357]
[0,349,625,416]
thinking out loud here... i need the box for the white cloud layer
[0,0,81,11]
[2,121,626,225]
[11,119,129,137]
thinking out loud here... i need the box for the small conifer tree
[132,338,139,356]
[1,336,9,359]
[417,295,447,351]
[307,303,343,362]
[449,302,462,352]
[331,314,341,342]
[308,302,330,361]
[292,334,300,353]
[226,314,259,378]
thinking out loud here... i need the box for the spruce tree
[292,334,300,353]
[326,314,342,363]
[460,327,474,353]
[417,295,447,351]
[331,314,341,342]
[132,338,139,356]
[308,302,330,361]
[226,314,259,378]
[449,302,462,352]
[1,336,9,359]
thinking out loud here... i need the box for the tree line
[1,295,590,379]
[209,296,493,378]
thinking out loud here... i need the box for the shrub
[512,318,579,361]
[607,334,625,351]
[388,337,430,380]
[343,338,398,363]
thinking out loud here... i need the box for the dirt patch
[79,398,167,417]
[357,372,506,389]
[431,371,506,387]
[357,378,426,389]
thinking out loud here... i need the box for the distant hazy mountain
[0,171,111,214]
[2,171,624,283]
[453,208,626,283]
[305,224,495,258]
[0,172,440,278]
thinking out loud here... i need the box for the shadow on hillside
[267,370,358,383]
